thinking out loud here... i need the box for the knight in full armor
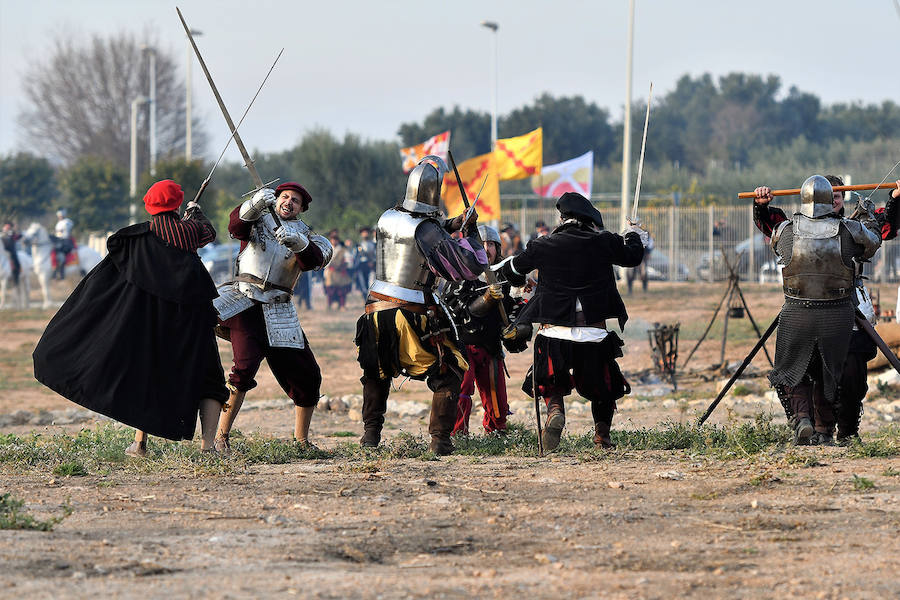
[755,176,900,444]
[213,181,333,452]
[354,156,488,455]
[52,208,79,279]
[442,225,532,435]
[759,175,882,445]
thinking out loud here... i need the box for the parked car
[645,252,690,281]
[695,233,774,281]
[198,243,240,285]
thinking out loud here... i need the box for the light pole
[185,29,201,161]
[620,0,635,231]
[481,20,499,149]
[130,96,150,224]
[142,46,157,176]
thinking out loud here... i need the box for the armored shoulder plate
[842,218,881,261]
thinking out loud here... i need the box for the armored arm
[843,219,882,261]
[239,188,276,222]
[467,283,504,317]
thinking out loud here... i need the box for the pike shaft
[737,182,897,199]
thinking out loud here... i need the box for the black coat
[33,223,227,440]
[508,222,644,328]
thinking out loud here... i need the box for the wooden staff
[737,182,898,199]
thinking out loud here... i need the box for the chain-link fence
[499,196,900,283]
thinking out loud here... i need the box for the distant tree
[58,157,128,232]
[17,31,206,168]
[0,153,57,221]
[398,106,491,160]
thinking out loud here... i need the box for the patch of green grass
[0,493,71,531]
[845,427,900,458]
[329,431,357,438]
[851,474,875,491]
[783,451,822,468]
[881,466,900,477]
[52,461,88,477]
[731,384,754,397]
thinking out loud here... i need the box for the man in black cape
[33,180,228,452]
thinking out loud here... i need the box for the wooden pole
[738,182,897,199]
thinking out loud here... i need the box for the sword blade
[630,82,653,224]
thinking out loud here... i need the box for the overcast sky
[1,0,898,163]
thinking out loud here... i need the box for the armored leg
[215,387,246,454]
[360,377,390,447]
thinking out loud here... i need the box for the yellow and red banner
[441,152,500,220]
[493,127,542,181]
[400,131,451,173]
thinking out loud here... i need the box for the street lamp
[130,96,150,224]
[480,20,499,149]
[185,29,201,161]
[141,46,157,176]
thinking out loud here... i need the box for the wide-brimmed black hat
[556,192,604,229]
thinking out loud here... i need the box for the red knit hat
[143,180,184,215]
[275,181,312,208]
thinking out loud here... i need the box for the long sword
[192,49,283,205]
[177,7,282,225]
[630,82,653,225]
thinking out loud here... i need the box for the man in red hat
[33,180,229,455]
[212,182,333,452]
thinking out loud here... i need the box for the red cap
[275,181,312,207]
[143,180,184,215]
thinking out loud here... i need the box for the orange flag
[400,131,451,173]
[493,127,542,180]
[441,153,500,220]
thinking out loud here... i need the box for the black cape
[33,223,228,440]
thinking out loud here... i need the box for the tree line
[1,32,898,236]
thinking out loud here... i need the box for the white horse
[21,222,101,309]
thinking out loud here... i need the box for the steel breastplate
[372,208,434,303]
[235,214,309,302]
[782,215,853,300]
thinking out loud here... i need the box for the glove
[185,201,200,211]
[487,283,503,300]
[239,188,276,221]
[623,224,650,248]
[274,226,309,253]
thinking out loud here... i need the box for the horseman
[1,221,21,287]
[52,208,80,279]
[354,156,488,455]
[212,181,333,452]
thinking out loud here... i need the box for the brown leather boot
[360,378,389,448]
[428,389,457,456]
[541,395,566,452]
[215,387,246,454]
[593,421,615,449]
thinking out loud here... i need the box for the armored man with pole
[213,182,333,451]
[354,156,488,455]
[760,175,882,445]
[499,192,645,451]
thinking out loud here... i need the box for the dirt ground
[1,279,899,599]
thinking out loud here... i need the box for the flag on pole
[441,153,500,220]
[400,131,451,173]
[493,127,542,180]
[531,151,593,198]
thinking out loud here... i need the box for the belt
[365,290,431,315]
[233,274,293,295]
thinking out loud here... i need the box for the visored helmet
[402,155,448,214]
[799,175,834,218]
[477,224,501,245]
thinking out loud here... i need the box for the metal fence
[500,197,900,283]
